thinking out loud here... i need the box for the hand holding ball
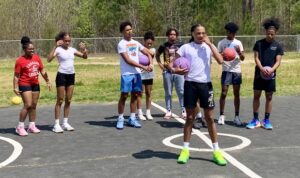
[173,57,190,71]
[260,66,274,80]
[223,48,236,61]
[138,53,150,66]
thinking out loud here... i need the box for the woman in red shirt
[13,36,51,136]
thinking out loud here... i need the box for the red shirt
[14,54,44,86]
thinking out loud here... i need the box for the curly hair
[263,17,280,30]
[224,22,239,33]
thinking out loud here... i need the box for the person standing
[47,32,88,133]
[14,36,51,136]
[217,22,245,126]
[156,28,185,119]
[246,17,283,130]
[116,21,153,129]
[137,31,155,121]
[174,24,227,166]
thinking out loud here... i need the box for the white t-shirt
[177,42,212,83]
[118,39,144,75]
[55,46,77,74]
[140,48,155,80]
[217,38,244,73]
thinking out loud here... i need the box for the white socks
[29,122,35,127]
[130,113,136,119]
[146,109,151,115]
[18,122,25,127]
[183,142,190,149]
[138,109,143,115]
[212,142,220,151]
[63,118,68,124]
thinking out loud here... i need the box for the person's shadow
[155,121,183,128]
[132,149,213,164]
[85,115,119,128]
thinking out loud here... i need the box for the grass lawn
[1,52,300,107]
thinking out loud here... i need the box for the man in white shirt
[116,21,152,129]
[217,22,245,126]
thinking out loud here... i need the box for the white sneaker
[138,114,147,121]
[233,116,242,126]
[164,111,172,119]
[62,123,75,131]
[52,124,64,133]
[218,115,225,125]
[146,113,153,120]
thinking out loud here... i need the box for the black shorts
[142,79,153,86]
[184,81,215,109]
[56,72,75,87]
[221,71,242,85]
[19,85,40,92]
[253,77,276,92]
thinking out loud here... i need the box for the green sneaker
[213,150,227,166]
[177,148,189,164]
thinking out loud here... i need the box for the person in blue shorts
[246,17,284,130]
[116,21,153,129]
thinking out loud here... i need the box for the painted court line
[151,102,262,178]
[0,136,23,168]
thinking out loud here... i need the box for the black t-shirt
[157,41,184,67]
[253,38,284,77]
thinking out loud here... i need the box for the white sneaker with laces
[146,113,153,120]
[52,124,64,133]
[62,123,75,131]
[218,115,225,125]
[138,114,147,121]
[233,116,242,126]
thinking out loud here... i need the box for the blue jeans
[162,71,184,111]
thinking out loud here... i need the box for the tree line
[0,0,300,40]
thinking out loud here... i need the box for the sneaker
[246,119,261,129]
[233,116,242,126]
[62,123,75,131]
[138,114,147,121]
[181,111,187,119]
[262,119,273,130]
[146,113,153,120]
[213,150,227,166]
[52,124,64,133]
[16,126,28,136]
[116,117,124,129]
[27,125,41,134]
[193,116,206,129]
[128,117,141,128]
[164,111,172,119]
[218,115,225,125]
[177,148,189,164]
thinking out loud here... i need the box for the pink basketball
[260,66,274,80]
[173,57,190,71]
[138,53,150,66]
[223,48,236,61]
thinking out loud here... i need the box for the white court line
[0,136,23,168]
[151,102,262,178]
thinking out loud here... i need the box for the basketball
[223,48,236,61]
[138,53,150,66]
[173,57,191,71]
[260,66,274,80]
[11,96,22,105]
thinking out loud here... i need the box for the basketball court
[0,96,299,178]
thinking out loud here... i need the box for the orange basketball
[223,48,236,61]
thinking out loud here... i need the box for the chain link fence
[0,35,299,59]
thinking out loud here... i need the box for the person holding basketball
[173,24,227,166]
[137,31,155,121]
[47,32,88,133]
[246,17,283,130]
[14,36,51,136]
[116,21,153,129]
[217,22,245,126]
[156,28,186,119]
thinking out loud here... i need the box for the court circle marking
[163,132,251,152]
[0,136,23,168]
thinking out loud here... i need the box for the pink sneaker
[16,126,28,136]
[27,125,41,134]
